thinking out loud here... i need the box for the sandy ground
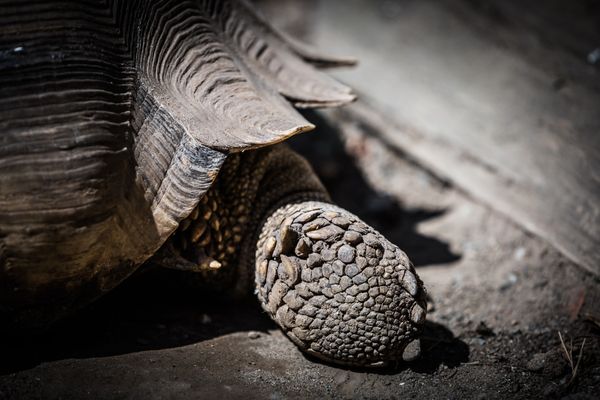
[1,107,599,399]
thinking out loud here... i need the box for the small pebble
[588,47,600,64]
[248,331,261,339]
[525,352,546,372]
[475,321,495,337]
[514,247,526,260]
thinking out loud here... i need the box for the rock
[499,272,518,291]
[525,352,546,372]
[526,350,567,378]
[248,331,261,339]
[475,321,495,337]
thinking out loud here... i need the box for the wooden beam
[310,0,600,276]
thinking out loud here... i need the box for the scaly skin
[256,201,426,366]
[170,144,427,367]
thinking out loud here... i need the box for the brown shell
[0,0,354,330]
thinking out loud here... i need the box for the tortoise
[0,0,427,367]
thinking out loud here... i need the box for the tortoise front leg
[255,200,426,367]
[172,144,427,367]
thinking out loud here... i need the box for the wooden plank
[306,0,600,276]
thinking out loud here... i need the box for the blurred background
[260,0,600,279]
[1,1,599,398]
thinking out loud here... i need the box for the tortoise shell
[0,0,354,329]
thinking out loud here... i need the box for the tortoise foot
[255,201,427,367]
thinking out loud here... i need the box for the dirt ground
[2,0,600,398]
[0,108,599,399]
